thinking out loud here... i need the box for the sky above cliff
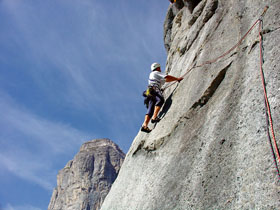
[0,0,170,209]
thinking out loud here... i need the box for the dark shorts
[146,87,165,117]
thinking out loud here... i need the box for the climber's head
[151,63,161,72]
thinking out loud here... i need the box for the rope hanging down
[164,6,280,179]
[258,14,280,180]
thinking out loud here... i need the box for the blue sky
[0,0,170,209]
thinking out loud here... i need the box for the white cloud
[4,203,41,210]
[0,92,92,190]
[0,92,90,153]
[1,0,166,106]
[1,0,104,107]
[0,0,170,196]
[0,153,55,191]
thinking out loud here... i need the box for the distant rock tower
[48,139,125,210]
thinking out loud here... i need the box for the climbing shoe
[141,126,152,133]
[151,117,160,124]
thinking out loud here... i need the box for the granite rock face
[48,139,125,210]
[101,0,280,209]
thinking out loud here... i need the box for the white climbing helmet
[151,62,161,71]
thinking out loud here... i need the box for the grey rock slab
[48,139,125,210]
[101,1,280,210]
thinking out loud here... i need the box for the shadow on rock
[158,83,179,120]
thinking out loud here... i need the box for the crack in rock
[184,0,219,53]
[188,0,207,26]
[132,140,145,156]
[192,62,231,109]
[132,137,166,156]
[132,62,232,156]
[202,0,218,23]
[185,0,204,13]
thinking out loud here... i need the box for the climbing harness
[163,6,280,179]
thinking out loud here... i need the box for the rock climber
[169,0,177,3]
[141,63,183,133]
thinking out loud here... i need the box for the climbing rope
[163,15,261,90]
[258,16,280,179]
[164,6,280,179]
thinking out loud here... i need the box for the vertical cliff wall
[48,139,125,210]
[101,0,280,209]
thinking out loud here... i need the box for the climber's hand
[177,77,184,83]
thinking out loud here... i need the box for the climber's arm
[165,75,184,83]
